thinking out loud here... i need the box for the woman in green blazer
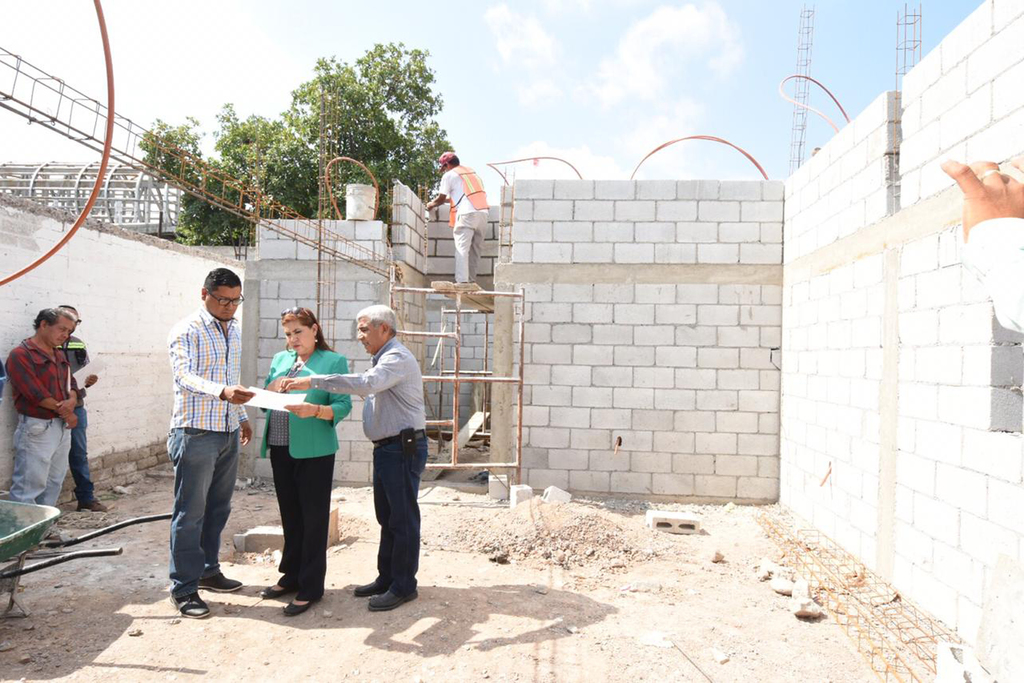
[259,307,351,616]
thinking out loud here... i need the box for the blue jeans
[68,406,96,504]
[372,437,428,597]
[167,427,239,598]
[10,415,71,506]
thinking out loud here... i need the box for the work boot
[76,500,109,512]
[198,572,243,593]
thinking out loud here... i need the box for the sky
[0,1,976,194]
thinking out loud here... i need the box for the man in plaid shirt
[5,308,80,506]
[166,268,254,619]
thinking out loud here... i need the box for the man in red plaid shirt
[5,308,80,506]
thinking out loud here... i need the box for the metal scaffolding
[392,285,525,480]
[0,162,181,236]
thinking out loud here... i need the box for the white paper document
[73,356,105,382]
[245,387,307,412]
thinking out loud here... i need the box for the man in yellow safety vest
[426,151,489,288]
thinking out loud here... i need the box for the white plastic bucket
[345,184,376,221]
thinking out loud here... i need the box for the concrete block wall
[0,194,244,495]
[892,227,1023,636]
[900,0,1024,206]
[781,0,1024,643]
[497,179,784,502]
[246,220,397,485]
[780,254,887,563]
[784,91,900,262]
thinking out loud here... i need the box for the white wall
[0,195,244,490]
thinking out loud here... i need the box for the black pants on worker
[372,437,428,597]
[269,445,335,601]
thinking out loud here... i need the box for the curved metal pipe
[324,156,380,221]
[778,74,851,134]
[0,0,114,287]
[485,156,584,186]
[630,135,769,180]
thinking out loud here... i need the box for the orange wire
[485,156,584,185]
[1,0,114,286]
[324,156,380,221]
[630,135,769,180]
[778,74,851,134]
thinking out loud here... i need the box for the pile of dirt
[426,498,675,568]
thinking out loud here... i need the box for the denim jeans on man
[372,437,428,597]
[68,406,96,504]
[10,415,71,506]
[167,427,239,598]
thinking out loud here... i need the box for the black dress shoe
[353,580,389,598]
[198,572,243,593]
[260,584,297,599]
[283,599,317,616]
[368,589,417,612]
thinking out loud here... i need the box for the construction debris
[770,576,794,596]
[541,485,572,504]
[790,598,823,620]
[710,648,730,664]
[710,549,725,563]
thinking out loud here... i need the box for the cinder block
[697,201,739,221]
[509,484,533,508]
[541,485,573,504]
[233,525,284,552]
[645,510,701,534]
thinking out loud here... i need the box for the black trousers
[269,445,335,601]
[372,437,428,597]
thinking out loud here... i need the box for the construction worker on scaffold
[425,151,489,291]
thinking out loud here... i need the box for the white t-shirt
[439,168,488,217]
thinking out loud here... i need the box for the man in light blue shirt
[281,304,427,612]
[943,156,1024,333]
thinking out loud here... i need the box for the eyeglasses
[281,306,313,317]
[210,294,244,306]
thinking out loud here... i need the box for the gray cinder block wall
[781,0,1024,643]
[496,178,784,503]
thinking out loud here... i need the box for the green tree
[145,43,451,246]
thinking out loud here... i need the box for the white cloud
[590,2,743,107]
[517,79,564,107]
[618,98,704,178]
[484,5,558,69]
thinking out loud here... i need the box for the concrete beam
[495,262,782,285]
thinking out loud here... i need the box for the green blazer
[260,348,352,459]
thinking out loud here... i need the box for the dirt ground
[0,466,873,682]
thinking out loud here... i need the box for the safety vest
[448,165,489,226]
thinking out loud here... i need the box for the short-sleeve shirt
[439,168,488,218]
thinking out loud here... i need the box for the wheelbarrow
[0,499,171,618]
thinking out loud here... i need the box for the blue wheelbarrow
[0,499,170,617]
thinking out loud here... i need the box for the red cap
[438,151,457,169]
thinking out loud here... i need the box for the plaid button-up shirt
[5,339,79,419]
[168,307,247,432]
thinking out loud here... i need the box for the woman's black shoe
[283,599,317,616]
[260,584,297,599]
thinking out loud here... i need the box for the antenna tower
[788,6,815,175]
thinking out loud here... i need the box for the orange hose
[325,156,380,221]
[630,135,769,180]
[778,74,851,134]
[486,156,584,186]
[1,0,114,287]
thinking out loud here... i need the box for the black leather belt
[372,429,426,447]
